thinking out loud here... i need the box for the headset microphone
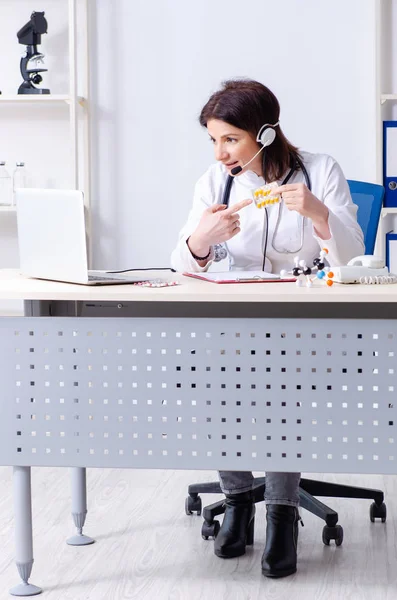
[231,146,265,176]
[231,121,279,176]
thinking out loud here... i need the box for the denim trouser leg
[218,471,254,495]
[218,471,300,507]
[264,472,300,507]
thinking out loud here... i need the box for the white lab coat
[170,151,365,273]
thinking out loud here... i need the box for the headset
[216,122,312,268]
[229,122,279,177]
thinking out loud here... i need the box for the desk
[0,269,396,595]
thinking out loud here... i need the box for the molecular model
[253,183,281,208]
[280,248,334,288]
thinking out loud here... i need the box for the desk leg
[66,468,94,546]
[10,467,42,597]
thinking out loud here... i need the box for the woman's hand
[273,182,330,239]
[188,199,252,257]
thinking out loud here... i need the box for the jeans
[218,471,300,507]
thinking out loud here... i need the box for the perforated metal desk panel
[1,269,397,475]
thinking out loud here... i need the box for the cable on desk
[106,267,177,274]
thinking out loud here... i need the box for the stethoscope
[216,152,312,267]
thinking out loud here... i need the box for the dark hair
[199,79,300,182]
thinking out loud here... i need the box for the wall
[0,0,395,313]
[89,0,379,270]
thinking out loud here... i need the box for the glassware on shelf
[0,161,12,206]
[12,162,27,205]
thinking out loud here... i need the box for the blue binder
[386,232,397,273]
[383,121,397,207]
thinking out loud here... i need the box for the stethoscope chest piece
[213,244,228,262]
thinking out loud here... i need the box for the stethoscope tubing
[220,152,311,257]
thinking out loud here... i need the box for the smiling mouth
[225,161,238,167]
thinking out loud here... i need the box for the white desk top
[0,269,397,303]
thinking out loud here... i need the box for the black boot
[261,504,299,578]
[214,491,255,558]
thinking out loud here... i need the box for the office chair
[348,179,384,254]
[185,179,387,546]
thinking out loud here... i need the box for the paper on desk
[183,271,294,283]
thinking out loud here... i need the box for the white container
[0,161,12,206]
[12,162,27,205]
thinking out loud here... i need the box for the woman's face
[206,119,263,177]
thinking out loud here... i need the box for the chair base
[186,477,387,545]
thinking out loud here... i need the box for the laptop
[16,188,151,286]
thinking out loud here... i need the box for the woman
[171,79,364,578]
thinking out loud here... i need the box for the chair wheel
[201,520,220,540]
[322,524,343,546]
[370,502,387,523]
[185,495,202,516]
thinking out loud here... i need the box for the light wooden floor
[0,467,396,600]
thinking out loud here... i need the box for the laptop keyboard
[88,274,119,281]
[87,271,148,283]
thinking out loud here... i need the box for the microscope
[17,11,50,94]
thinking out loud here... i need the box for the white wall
[89,0,379,270]
[0,0,395,305]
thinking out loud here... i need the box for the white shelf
[381,94,397,104]
[382,208,397,216]
[0,94,85,106]
[0,0,90,245]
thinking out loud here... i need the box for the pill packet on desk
[134,279,180,288]
[252,182,281,208]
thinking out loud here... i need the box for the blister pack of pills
[252,182,280,208]
[134,279,180,288]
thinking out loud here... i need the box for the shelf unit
[0,95,85,105]
[377,97,397,256]
[0,0,91,259]
[374,0,397,259]
[382,208,397,215]
[381,94,397,104]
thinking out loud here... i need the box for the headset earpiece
[258,127,276,147]
[231,120,280,176]
[256,122,279,147]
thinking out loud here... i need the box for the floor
[0,468,396,599]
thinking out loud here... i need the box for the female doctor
[171,79,364,578]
